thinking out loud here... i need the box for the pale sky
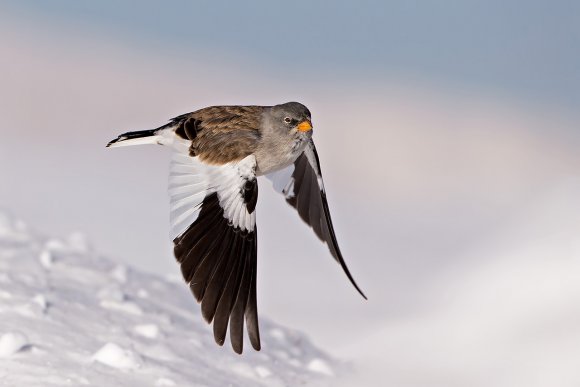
[3,0,580,110]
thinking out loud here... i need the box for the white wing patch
[212,155,257,233]
[168,137,257,240]
[168,144,209,239]
[303,143,325,191]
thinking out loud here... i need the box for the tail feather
[106,121,178,148]
[106,129,160,148]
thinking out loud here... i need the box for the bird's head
[270,102,313,137]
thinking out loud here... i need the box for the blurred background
[1,1,579,386]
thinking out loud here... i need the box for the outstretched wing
[171,138,261,354]
[267,140,367,299]
[108,106,266,353]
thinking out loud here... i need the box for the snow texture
[0,211,339,386]
[0,332,29,358]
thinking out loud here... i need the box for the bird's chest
[255,136,308,176]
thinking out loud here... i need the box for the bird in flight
[107,102,366,353]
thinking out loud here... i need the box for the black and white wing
[267,140,366,299]
[170,138,261,354]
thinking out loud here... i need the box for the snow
[254,365,272,378]
[307,358,334,376]
[92,343,142,370]
[32,294,48,312]
[0,211,338,386]
[0,332,29,358]
[134,324,160,339]
[155,377,177,386]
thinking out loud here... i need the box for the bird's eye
[284,117,292,124]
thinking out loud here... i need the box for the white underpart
[266,164,296,199]
[266,141,326,198]
[167,133,257,239]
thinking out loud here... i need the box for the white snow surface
[0,211,339,386]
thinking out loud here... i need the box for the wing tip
[214,336,226,347]
[201,308,214,323]
[232,342,243,354]
[343,264,368,300]
[357,286,368,300]
[250,339,261,351]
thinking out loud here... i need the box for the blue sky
[3,0,579,110]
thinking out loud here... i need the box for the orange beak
[297,120,313,132]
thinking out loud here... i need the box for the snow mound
[0,332,29,358]
[92,342,142,370]
[0,211,338,386]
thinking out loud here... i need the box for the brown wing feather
[173,190,260,354]
[172,106,263,165]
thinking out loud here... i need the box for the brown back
[174,106,264,165]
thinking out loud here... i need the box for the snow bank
[337,182,580,387]
[0,211,338,386]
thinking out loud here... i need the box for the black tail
[106,129,159,148]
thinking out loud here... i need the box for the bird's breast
[254,136,308,176]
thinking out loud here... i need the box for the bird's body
[107,102,365,354]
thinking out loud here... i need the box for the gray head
[269,102,313,134]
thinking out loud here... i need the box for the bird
[106,101,366,354]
